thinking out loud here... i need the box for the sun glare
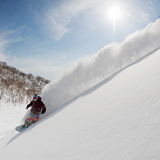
[108,6,122,21]
[107,6,122,35]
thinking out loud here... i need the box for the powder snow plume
[41,19,160,115]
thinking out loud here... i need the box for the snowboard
[15,125,28,132]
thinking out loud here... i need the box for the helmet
[33,94,38,101]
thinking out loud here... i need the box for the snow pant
[24,113,39,126]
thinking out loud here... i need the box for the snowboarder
[21,94,46,129]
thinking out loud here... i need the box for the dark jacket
[26,96,46,115]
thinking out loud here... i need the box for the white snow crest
[42,19,160,114]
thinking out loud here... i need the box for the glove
[26,105,29,109]
[41,108,46,114]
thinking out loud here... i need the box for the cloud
[42,0,154,40]
[126,10,150,24]
[122,0,153,24]
[44,0,100,40]
[23,64,64,80]
[6,55,67,80]
[0,29,25,61]
[0,31,12,61]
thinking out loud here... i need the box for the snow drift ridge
[42,19,160,115]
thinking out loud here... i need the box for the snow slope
[0,19,160,138]
[0,47,160,159]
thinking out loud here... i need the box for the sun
[108,6,122,21]
[107,6,122,34]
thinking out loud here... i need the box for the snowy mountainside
[0,47,160,160]
[0,61,50,103]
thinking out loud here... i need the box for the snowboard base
[15,125,28,132]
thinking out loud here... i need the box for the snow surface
[0,20,160,159]
[0,102,26,138]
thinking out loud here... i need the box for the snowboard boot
[21,124,27,129]
[24,119,32,127]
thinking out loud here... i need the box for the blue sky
[0,0,160,80]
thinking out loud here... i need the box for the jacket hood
[38,96,41,100]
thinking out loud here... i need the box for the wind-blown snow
[42,19,160,115]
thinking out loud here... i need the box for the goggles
[33,94,38,100]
